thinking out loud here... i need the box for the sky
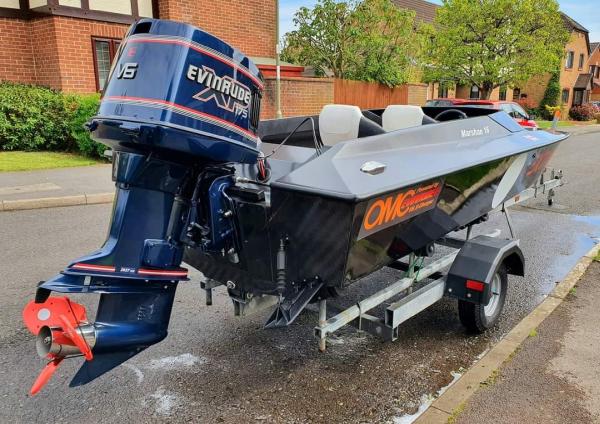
[280,0,600,42]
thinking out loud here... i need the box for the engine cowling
[91,18,264,164]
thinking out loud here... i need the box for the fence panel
[333,79,409,108]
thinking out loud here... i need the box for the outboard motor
[22,18,263,394]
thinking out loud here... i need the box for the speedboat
[21,18,568,395]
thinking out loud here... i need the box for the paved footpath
[0,164,113,210]
[456,261,600,424]
[0,164,112,202]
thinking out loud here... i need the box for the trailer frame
[313,169,563,351]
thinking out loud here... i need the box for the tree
[281,0,418,86]
[422,0,569,99]
[540,70,561,119]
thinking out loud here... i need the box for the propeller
[22,297,95,395]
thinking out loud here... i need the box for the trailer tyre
[458,264,507,333]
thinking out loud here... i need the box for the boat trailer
[200,168,563,350]
[310,169,563,350]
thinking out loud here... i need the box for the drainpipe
[275,0,283,119]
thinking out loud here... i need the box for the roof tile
[574,73,593,89]
[392,0,438,23]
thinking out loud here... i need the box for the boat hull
[185,140,561,292]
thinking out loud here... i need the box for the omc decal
[358,181,443,239]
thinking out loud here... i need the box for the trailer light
[466,280,485,292]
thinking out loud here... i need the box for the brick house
[0,0,333,118]
[518,14,594,110]
[589,42,600,102]
[0,0,277,91]
[392,0,599,108]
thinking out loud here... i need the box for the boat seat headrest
[382,105,426,132]
[319,104,385,146]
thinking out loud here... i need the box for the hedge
[569,104,600,121]
[0,82,105,158]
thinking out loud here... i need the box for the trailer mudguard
[445,235,524,305]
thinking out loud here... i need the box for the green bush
[539,71,560,120]
[0,83,73,151]
[65,93,103,157]
[0,82,104,158]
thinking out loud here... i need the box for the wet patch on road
[144,387,183,416]
[147,353,207,370]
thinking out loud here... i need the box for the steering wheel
[434,109,468,121]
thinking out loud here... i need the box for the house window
[561,89,570,104]
[512,88,521,100]
[566,51,574,69]
[579,53,585,70]
[573,90,584,106]
[438,84,449,98]
[499,85,507,101]
[92,38,121,91]
[469,85,480,99]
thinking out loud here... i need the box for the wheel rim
[484,273,501,318]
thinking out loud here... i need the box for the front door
[573,89,584,106]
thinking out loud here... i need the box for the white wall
[89,0,131,15]
[0,0,20,9]
[29,0,48,8]
[137,0,153,17]
[59,0,82,7]
[3,0,153,17]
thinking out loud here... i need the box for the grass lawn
[535,120,575,129]
[0,151,100,172]
[535,120,599,129]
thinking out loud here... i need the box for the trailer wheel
[458,264,507,333]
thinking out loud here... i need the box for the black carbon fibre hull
[185,141,560,295]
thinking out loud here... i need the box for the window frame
[498,85,507,101]
[578,53,585,70]
[438,84,449,99]
[566,51,574,69]
[91,37,122,92]
[512,88,521,100]
[469,85,480,100]
[561,88,570,104]
[573,89,584,106]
